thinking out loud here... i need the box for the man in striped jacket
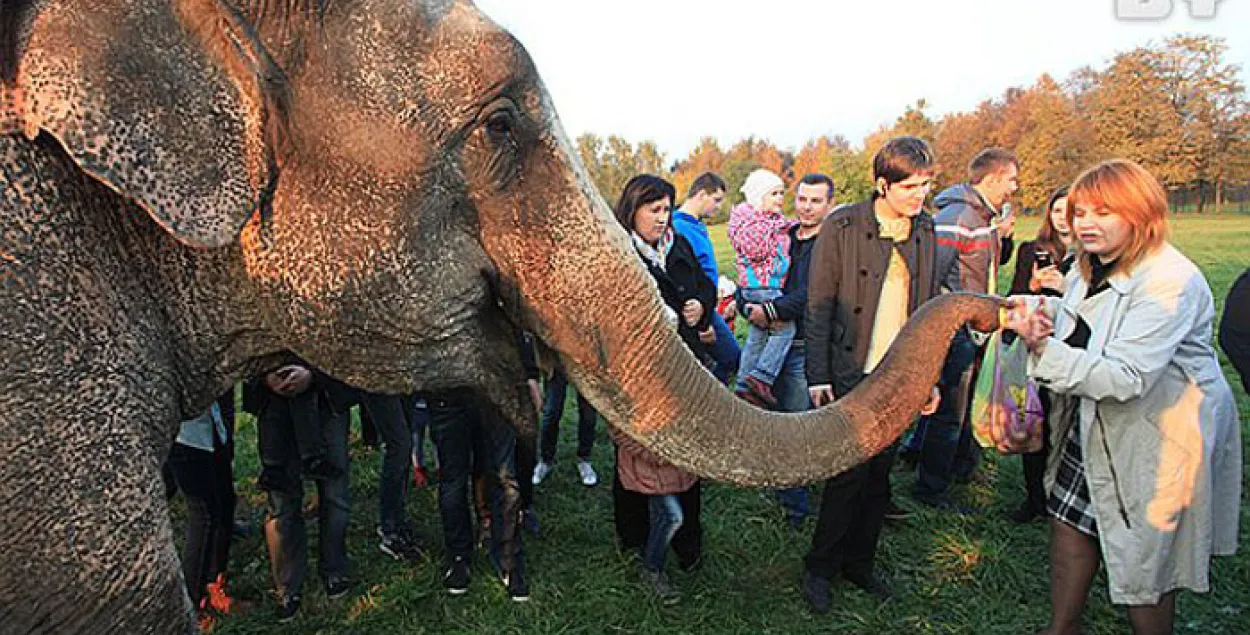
[908,148,1018,510]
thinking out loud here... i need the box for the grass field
[211,213,1250,635]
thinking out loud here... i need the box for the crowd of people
[164,138,1247,635]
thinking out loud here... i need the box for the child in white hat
[726,168,796,407]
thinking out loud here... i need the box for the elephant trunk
[478,138,1000,487]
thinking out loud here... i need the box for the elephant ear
[1,0,285,248]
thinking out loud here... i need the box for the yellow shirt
[864,215,911,373]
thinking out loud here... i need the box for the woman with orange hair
[1007,159,1241,635]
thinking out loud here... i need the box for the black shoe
[276,594,301,623]
[677,555,702,574]
[501,565,530,602]
[800,571,831,614]
[1009,501,1046,524]
[443,556,471,595]
[883,499,913,522]
[377,526,427,562]
[843,570,893,602]
[302,456,342,481]
[325,576,350,600]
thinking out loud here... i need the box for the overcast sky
[474,0,1249,160]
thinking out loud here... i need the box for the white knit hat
[740,169,784,208]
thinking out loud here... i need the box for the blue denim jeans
[736,287,796,387]
[538,369,598,463]
[643,494,684,573]
[426,392,523,574]
[258,393,351,601]
[359,391,414,535]
[773,344,811,520]
[708,312,741,385]
[913,330,981,500]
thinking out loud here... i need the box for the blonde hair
[1066,159,1170,281]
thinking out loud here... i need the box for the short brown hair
[1067,159,1170,281]
[686,172,727,199]
[968,148,1018,185]
[872,137,935,193]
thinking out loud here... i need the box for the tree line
[576,35,1249,222]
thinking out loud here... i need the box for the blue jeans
[644,494,684,573]
[359,392,414,535]
[258,393,351,601]
[426,392,523,573]
[736,287,796,387]
[773,344,811,520]
[538,369,598,463]
[913,331,981,500]
[708,312,741,385]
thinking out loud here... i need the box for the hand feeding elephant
[0,0,1000,632]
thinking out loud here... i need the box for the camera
[1035,250,1054,268]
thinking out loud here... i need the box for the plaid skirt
[1047,416,1098,537]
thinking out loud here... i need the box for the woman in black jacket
[1006,186,1074,523]
[608,174,716,599]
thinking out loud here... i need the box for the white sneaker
[576,460,598,487]
[532,461,553,486]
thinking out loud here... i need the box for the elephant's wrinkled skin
[0,1,999,632]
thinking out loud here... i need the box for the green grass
[212,213,1250,634]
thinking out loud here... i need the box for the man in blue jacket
[672,172,739,384]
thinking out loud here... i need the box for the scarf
[632,228,673,271]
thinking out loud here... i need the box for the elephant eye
[484,109,516,145]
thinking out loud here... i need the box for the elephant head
[1,0,999,631]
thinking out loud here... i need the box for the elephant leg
[0,391,194,634]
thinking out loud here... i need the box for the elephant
[0,0,1000,632]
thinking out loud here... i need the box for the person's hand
[1018,310,1055,353]
[996,211,1016,238]
[722,302,737,323]
[266,365,312,396]
[698,326,716,344]
[920,386,941,416]
[681,299,704,327]
[745,303,769,328]
[809,384,835,407]
[1002,295,1037,333]
[527,378,543,414]
[1032,264,1065,294]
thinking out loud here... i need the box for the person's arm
[1031,273,1204,403]
[804,219,841,389]
[1218,269,1250,393]
[769,285,806,324]
[674,215,719,284]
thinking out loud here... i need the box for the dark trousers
[538,370,598,463]
[804,447,895,581]
[427,392,523,573]
[258,391,351,600]
[913,331,980,500]
[359,392,414,534]
[611,448,702,569]
[168,438,235,607]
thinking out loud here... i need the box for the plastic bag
[971,331,1044,454]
